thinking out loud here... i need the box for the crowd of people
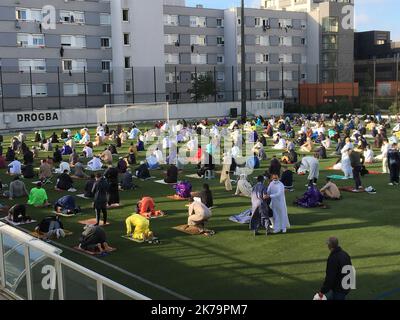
[0,112,399,300]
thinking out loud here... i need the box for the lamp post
[240,0,246,122]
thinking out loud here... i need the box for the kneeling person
[125,213,154,242]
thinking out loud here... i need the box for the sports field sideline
[1,122,399,300]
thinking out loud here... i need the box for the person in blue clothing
[54,195,80,216]
[249,176,273,236]
[246,152,260,169]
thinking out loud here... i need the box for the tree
[188,73,216,102]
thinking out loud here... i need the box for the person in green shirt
[28,182,50,207]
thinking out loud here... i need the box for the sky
[186,0,400,41]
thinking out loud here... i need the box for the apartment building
[163,5,226,103]
[0,0,112,111]
[224,7,308,101]
[262,0,355,84]
[0,0,356,110]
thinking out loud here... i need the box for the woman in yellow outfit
[125,213,153,241]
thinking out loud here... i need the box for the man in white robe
[267,174,290,234]
[298,155,320,185]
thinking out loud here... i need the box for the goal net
[96,102,170,125]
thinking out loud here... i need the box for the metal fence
[0,222,149,300]
[0,58,399,112]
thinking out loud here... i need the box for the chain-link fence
[0,58,398,113]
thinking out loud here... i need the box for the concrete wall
[0,101,284,131]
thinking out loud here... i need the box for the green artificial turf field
[1,124,400,300]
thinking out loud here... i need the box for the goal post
[97,102,170,125]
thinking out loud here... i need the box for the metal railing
[0,222,150,300]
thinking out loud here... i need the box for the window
[17,34,44,47]
[256,35,269,46]
[322,17,339,33]
[124,57,131,69]
[217,36,224,46]
[103,83,112,94]
[20,84,47,97]
[125,80,132,93]
[164,54,179,64]
[217,55,224,64]
[16,8,42,22]
[123,33,130,45]
[164,14,178,26]
[190,16,206,27]
[19,59,46,72]
[217,72,225,82]
[190,35,206,46]
[101,37,111,48]
[122,9,129,22]
[62,59,86,72]
[64,83,87,96]
[165,34,179,45]
[60,11,85,24]
[100,13,111,25]
[216,18,224,28]
[191,54,207,65]
[322,35,337,50]
[102,60,111,71]
[61,35,86,48]
[256,54,269,64]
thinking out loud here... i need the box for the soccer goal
[96,102,170,125]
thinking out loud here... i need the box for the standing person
[349,148,365,192]
[387,142,400,186]
[316,237,353,300]
[92,173,109,226]
[267,173,290,234]
[250,176,272,236]
[220,154,233,191]
[104,165,120,207]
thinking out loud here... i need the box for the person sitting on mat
[28,182,50,208]
[21,163,35,179]
[191,184,214,208]
[84,174,96,199]
[39,159,52,181]
[54,160,71,174]
[79,225,113,254]
[235,174,253,197]
[7,204,31,223]
[72,159,87,179]
[87,156,102,171]
[54,195,81,216]
[35,216,65,239]
[280,166,294,191]
[125,213,155,242]
[117,157,128,174]
[100,148,113,165]
[55,170,74,191]
[120,169,135,191]
[187,197,212,232]
[320,178,341,200]
[164,164,178,184]
[8,157,22,176]
[8,176,29,200]
[135,161,151,179]
[137,196,164,217]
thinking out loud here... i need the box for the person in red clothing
[136,196,165,218]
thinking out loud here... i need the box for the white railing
[0,222,150,300]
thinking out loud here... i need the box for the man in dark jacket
[349,148,365,192]
[318,237,353,300]
[387,143,400,186]
[56,170,74,191]
[92,173,109,226]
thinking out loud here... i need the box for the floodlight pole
[396,53,399,111]
[240,0,247,122]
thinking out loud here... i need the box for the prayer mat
[30,230,73,240]
[77,194,92,200]
[167,195,190,201]
[54,211,81,218]
[73,246,116,256]
[367,170,382,175]
[327,175,349,180]
[0,217,37,226]
[172,225,216,236]
[339,186,366,193]
[121,235,144,243]
[78,218,111,226]
[133,176,156,181]
[185,174,203,179]
[107,203,121,209]
[154,180,176,185]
